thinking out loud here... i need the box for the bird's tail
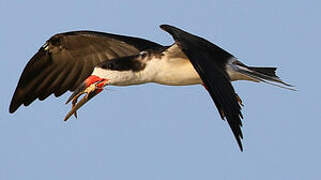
[230,61,296,90]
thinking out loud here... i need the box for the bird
[9,24,294,151]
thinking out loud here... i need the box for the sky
[1,0,321,179]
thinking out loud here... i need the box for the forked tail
[231,61,296,91]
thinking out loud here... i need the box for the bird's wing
[160,25,244,151]
[10,31,162,113]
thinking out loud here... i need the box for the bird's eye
[107,63,114,69]
[101,62,114,69]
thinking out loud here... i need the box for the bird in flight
[9,24,294,151]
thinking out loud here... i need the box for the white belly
[151,57,202,86]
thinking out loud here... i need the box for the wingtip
[9,106,15,114]
[159,24,183,37]
[237,138,244,152]
[9,98,20,114]
[159,24,170,30]
[231,123,244,152]
[160,24,173,33]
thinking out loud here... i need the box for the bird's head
[64,55,149,121]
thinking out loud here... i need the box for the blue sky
[1,0,320,179]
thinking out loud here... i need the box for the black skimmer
[10,24,294,151]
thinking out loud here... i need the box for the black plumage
[10,25,294,151]
[98,55,146,72]
[160,25,244,151]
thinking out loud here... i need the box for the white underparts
[91,55,262,88]
[91,44,202,86]
[150,56,202,85]
[91,56,202,86]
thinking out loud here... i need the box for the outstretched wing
[161,25,244,151]
[10,31,162,113]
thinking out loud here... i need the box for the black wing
[161,25,244,151]
[10,31,162,113]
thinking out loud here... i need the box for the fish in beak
[64,75,109,121]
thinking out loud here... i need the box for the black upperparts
[60,30,163,51]
[98,55,146,72]
[160,24,234,67]
[161,24,244,151]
